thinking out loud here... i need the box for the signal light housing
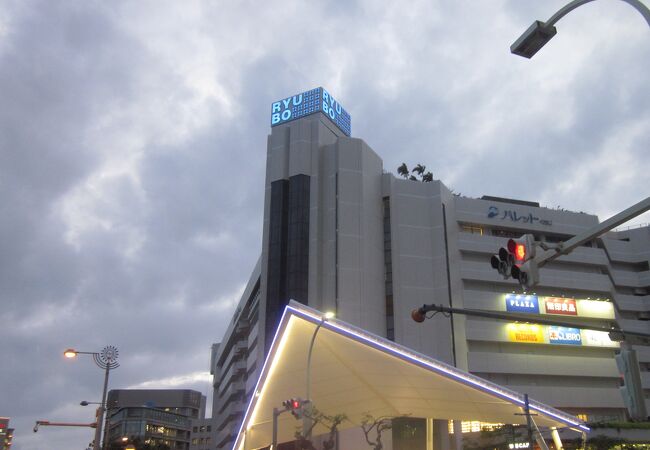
[490,234,540,289]
[507,235,535,264]
[282,397,308,419]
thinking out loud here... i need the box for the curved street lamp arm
[545,0,650,28]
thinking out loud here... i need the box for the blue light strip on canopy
[232,302,589,449]
[284,304,589,433]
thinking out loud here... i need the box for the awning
[233,301,588,450]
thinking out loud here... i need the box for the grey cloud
[2,1,649,449]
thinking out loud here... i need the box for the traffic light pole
[272,407,282,450]
[534,196,650,268]
[413,303,650,420]
[490,196,650,290]
[412,303,650,344]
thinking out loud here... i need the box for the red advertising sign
[544,298,577,315]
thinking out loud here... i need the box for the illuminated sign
[271,87,351,136]
[548,326,582,345]
[505,294,539,313]
[581,330,619,348]
[509,443,530,449]
[508,324,544,343]
[544,298,577,315]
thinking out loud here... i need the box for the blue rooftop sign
[271,87,351,136]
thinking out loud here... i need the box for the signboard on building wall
[505,294,539,314]
[507,324,544,343]
[270,87,351,136]
[581,330,619,348]
[577,299,615,319]
[544,298,578,315]
[548,326,582,345]
[504,324,619,348]
[503,294,614,320]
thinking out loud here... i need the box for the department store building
[210,87,650,449]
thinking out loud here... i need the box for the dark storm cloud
[2,1,649,449]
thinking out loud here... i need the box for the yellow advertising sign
[507,324,544,343]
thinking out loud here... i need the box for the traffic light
[508,235,535,264]
[490,235,540,289]
[615,348,648,420]
[509,235,539,289]
[491,247,514,279]
[282,398,307,419]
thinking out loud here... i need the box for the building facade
[189,417,216,450]
[211,87,650,449]
[0,418,13,450]
[105,389,206,450]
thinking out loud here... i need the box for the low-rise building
[0,418,12,450]
[189,417,215,450]
[105,389,206,450]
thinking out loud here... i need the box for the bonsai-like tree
[294,407,347,450]
[397,163,433,183]
[360,414,394,450]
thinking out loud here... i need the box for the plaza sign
[271,87,351,136]
[505,294,539,313]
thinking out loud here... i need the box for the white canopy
[233,301,588,450]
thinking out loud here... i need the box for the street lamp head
[510,20,557,58]
[64,348,78,358]
[80,401,89,406]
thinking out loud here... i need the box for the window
[127,409,142,417]
[460,224,483,235]
[491,229,520,238]
[199,426,205,432]
[192,426,198,433]
[448,421,504,434]
[206,426,211,432]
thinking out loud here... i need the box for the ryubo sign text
[270,87,351,136]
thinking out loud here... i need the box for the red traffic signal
[507,239,526,263]
[282,397,308,419]
[507,235,535,265]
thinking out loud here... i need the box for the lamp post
[304,311,335,439]
[64,346,119,450]
[510,0,650,58]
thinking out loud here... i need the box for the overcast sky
[1,0,649,449]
